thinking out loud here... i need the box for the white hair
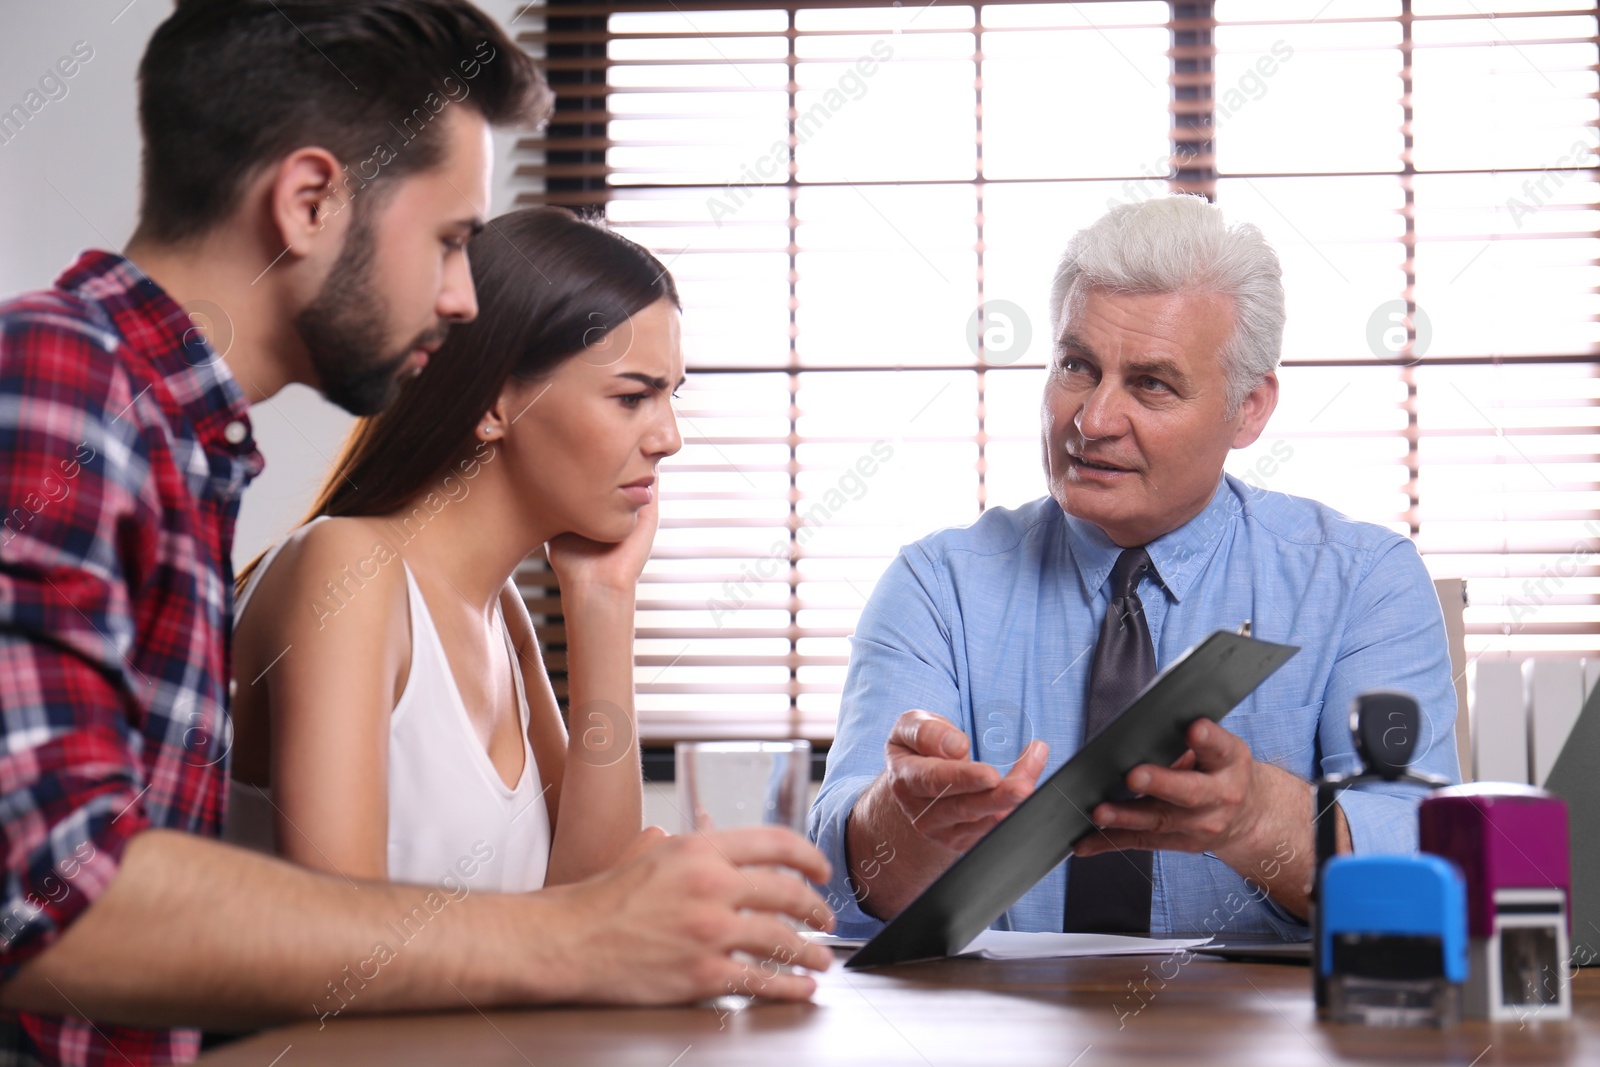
[1048,195,1285,415]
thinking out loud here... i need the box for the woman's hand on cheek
[545,493,659,596]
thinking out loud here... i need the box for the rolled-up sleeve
[1318,537,1461,855]
[0,316,153,978]
[809,544,967,937]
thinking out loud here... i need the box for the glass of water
[675,740,816,998]
[674,739,811,834]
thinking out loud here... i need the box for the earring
[482,424,496,439]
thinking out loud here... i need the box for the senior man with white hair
[810,195,1459,938]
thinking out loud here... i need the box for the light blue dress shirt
[809,475,1460,939]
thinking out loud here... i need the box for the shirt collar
[1060,476,1240,604]
[56,250,262,472]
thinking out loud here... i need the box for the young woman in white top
[226,207,683,892]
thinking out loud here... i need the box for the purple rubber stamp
[1420,783,1572,1022]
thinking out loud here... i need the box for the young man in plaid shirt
[0,3,834,1064]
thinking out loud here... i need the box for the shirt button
[224,420,249,445]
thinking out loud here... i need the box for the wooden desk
[199,952,1599,1065]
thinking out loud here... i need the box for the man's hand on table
[550,825,837,1004]
[1071,717,1347,919]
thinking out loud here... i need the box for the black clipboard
[844,630,1298,969]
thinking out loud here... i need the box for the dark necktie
[1063,546,1158,933]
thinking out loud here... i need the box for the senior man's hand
[846,710,1050,919]
[1071,717,1346,919]
[882,709,1050,854]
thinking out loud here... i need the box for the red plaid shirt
[0,251,264,1066]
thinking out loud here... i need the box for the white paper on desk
[800,932,870,949]
[954,930,1212,961]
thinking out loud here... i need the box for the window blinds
[509,0,1600,740]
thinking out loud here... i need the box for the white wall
[0,0,536,570]
[0,2,162,297]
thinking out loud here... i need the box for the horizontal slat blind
[510,0,1599,740]
[1210,0,1600,666]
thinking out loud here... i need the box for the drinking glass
[673,740,811,834]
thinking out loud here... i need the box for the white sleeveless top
[225,516,551,892]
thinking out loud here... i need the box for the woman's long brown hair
[236,206,680,593]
